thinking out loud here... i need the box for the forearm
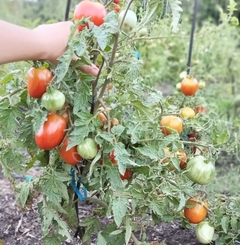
[0,20,44,64]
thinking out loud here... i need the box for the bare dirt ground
[0,170,203,245]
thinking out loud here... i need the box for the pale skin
[0,20,99,76]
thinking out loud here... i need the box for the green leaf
[221,215,230,233]
[32,110,48,134]
[168,0,183,32]
[112,197,128,227]
[114,142,130,175]
[106,166,122,189]
[139,0,163,26]
[92,26,109,50]
[101,223,125,245]
[125,217,132,245]
[130,100,154,120]
[230,216,238,231]
[134,145,160,160]
[111,125,125,137]
[43,236,63,245]
[97,232,107,245]
[0,105,24,137]
[15,181,33,208]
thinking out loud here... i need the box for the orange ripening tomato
[98,112,107,125]
[107,83,113,90]
[58,137,82,165]
[181,76,199,96]
[74,0,107,31]
[120,169,132,180]
[35,113,67,150]
[184,197,208,224]
[160,116,183,135]
[110,118,119,127]
[27,67,53,98]
[162,148,187,170]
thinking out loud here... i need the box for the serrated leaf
[97,232,107,245]
[43,236,63,245]
[230,216,238,231]
[168,0,183,32]
[112,197,128,227]
[32,110,48,134]
[134,145,159,160]
[106,166,122,189]
[131,100,153,120]
[125,217,132,245]
[150,196,164,216]
[114,142,130,175]
[139,0,163,26]
[92,26,108,50]
[101,223,125,245]
[221,215,230,233]
[15,181,33,208]
[111,125,125,137]
[177,193,186,212]
[110,229,123,235]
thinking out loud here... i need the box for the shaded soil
[0,171,203,245]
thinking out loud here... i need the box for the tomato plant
[74,0,107,31]
[77,138,98,160]
[58,137,82,165]
[195,221,214,244]
[1,1,238,245]
[185,155,215,185]
[42,87,65,111]
[184,197,208,224]
[27,67,52,98]
[35,113,67,150]
[160,115,183,135]
[181,76,199,96]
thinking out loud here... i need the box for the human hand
[33,21,99,77]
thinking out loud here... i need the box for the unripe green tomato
[186,156,215,185]
[42,88,65,111]
[118,10,137,32]
[195,221,214,244]
[139,27,148,36]
[77,138,98,160]
[198,80,206,89]
[176,82,181,91]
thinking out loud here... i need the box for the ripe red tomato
[181,76,198,96]
[58,137,82,165]
[195,106,208,115]
[114,0,120,4]
[109,150,117,164]
[184,197,208,224]
[114,4,121,12]
[74,0,107,31]
[35,113,67,150]
[160,116,183,135]
[120,169,132,180]
[27,67,53,98]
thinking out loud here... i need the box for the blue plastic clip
[70,168,87,202]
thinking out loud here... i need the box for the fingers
[79,64,99,77]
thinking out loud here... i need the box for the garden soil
[0,170,203,245]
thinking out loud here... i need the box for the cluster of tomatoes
[27,67,100,166]
[159,75,215,243]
